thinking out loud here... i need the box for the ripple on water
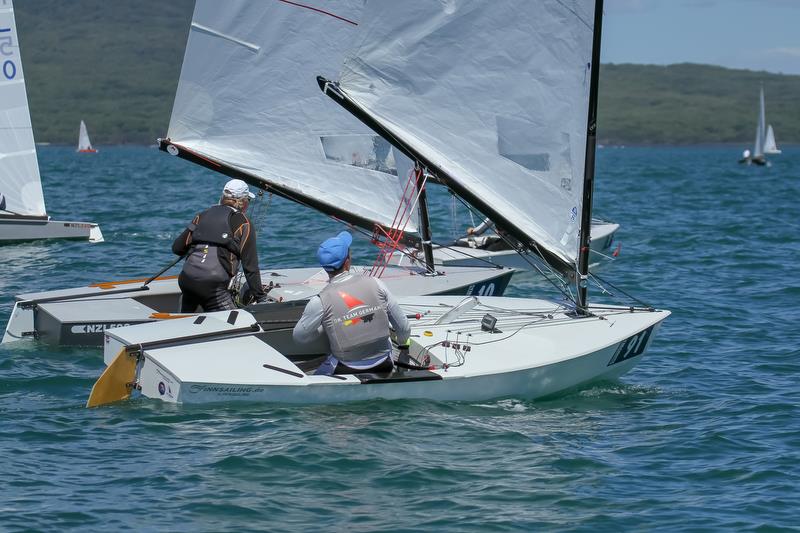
[1,146,800,530]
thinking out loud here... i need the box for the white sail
[764,124,781,155]
[336,0,595,265]
[167,0,417,233]
[0,0,46,217]
[753,86,766,158]
[77,120,94,151]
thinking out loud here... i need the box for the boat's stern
[2,302,34,343]
[88,224,104,243]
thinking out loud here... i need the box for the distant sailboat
[764,124,781,155]
[740,85,778,165]
[0,0,102,243]
[77,120,98,153]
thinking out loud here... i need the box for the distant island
[14,1,799,146]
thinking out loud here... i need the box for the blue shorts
[314,352,393,376]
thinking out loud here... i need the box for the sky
[602,0,800,75]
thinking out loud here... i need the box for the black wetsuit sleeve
[172,214,198,256]
[232,212,265,300]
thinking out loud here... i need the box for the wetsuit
[172,204,265,312]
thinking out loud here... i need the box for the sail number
[607,325,654,366]
[0,27,16,80]
[466,283,496,297]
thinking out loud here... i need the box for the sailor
[465,216,511,252]
[292,231,411,375]
[172,179,267,312]
[466,216,493,237]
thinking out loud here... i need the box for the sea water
[0,146,798,531]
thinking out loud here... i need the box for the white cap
[223,178,255,199]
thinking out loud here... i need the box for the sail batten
[166,0,417,234]
[335,0,595,265]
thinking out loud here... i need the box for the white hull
[392,221,620,270]
[101,296,669,405]
[3,264,513,346]
[0,217,103,244]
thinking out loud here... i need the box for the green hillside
[14,0,193,145]
[13,2,800,145]
[598,63,800,145]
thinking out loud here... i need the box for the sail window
[496,115,573,190]
[320,134,397,175]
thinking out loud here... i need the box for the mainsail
[165,0,417,233]
[753,85,766,158]
[764,125,781,155]
[331,0,595,267]
[77,120,94,151]
[0,0,46,217]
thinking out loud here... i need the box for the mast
[577,0,604,310]
[413,165,436,273]
[317,76,574,278]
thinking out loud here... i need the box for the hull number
[608,326,654,366]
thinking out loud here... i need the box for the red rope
[369,167,422,277]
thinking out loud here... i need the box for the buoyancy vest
[187,205,240,254]
[182,205,242,283]
[318,273,391,362]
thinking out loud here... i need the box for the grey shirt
[292,271,411,358]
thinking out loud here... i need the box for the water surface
[1,146,798,531]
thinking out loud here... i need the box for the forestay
[168,0,417,233]
[0,0,46,217]
[336,0,595,265]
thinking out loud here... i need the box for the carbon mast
[577,0,604,311]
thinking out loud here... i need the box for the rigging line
[588,272,652,308]
[425,238,507,268]
[553,0,593,31]
[589,247,616,262]
[341,218,425,266]
[449,192,576,301]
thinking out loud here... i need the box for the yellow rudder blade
[86,348,138,408]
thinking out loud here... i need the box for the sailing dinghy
[2,0,512,348]
[764,124,781,155]
[0,0,103,243]
[76,120,97,153]
[87,0,669,407]
[739,85,779,165]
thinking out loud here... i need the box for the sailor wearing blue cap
[293,231,410,375]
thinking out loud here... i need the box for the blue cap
[317,231,353,271]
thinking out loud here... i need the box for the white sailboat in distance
[740,84,779,165]
[85,0,669,407]
[764,124,781,155]
[77,120,97,153]
[0,0,102,243]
